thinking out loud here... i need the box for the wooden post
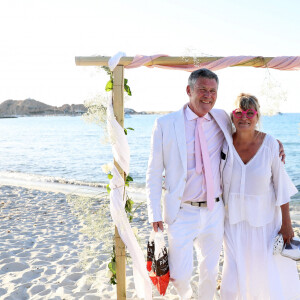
[112,65,126,300]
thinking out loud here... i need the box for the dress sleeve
[271,138,298,206]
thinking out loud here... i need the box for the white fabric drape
[108,51,126,71]
[106,92,130,175]
[107,92,152,299]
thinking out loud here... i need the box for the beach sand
[0,184,299,300]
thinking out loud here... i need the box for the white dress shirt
[182,105,224,203]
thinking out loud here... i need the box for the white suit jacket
[146,104,233,225]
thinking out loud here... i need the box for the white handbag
[273,234,300,261]
[273,233,284,255]
[281,237,300,261]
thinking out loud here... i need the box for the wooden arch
[75,55,299,299]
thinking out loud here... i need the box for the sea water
[0,114,299,199]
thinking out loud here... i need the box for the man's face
[186,77,218,117]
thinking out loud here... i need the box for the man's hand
[277,139,286,164]
[152,221,164,232]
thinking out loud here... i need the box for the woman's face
[232,106,258,133]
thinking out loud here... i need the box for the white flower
[101,163,113,174]
[106,269,113,278]
[132,227,138,237]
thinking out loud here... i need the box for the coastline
[0,111,171,118]
[0,98,172,117]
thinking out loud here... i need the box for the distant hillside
[0,99,87,116]
[0,99,171,117]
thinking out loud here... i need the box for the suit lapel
[174,107,187,173]
[210,109,234,162]
[210,109,233,144]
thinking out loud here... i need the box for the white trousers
[167,200,225,300]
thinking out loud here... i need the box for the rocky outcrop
[0,99,170,117]
[0,99,87,116]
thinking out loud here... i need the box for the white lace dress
[220,134,300,300]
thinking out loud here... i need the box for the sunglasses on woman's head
[232,108,258,119]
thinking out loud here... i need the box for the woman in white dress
[220,93,300,300]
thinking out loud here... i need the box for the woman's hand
[279,222,294,244]
[279,202,294,244]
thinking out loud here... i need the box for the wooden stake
[112,65,126,300]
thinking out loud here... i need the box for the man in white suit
[146,68,233,299]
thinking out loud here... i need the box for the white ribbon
[107,92,152,299]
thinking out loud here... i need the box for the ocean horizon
[0,113,299,201]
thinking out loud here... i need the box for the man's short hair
[188,68,219,89]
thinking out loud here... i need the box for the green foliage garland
[102,66,132,96]
[101,67,135,285]
[70,67,136,287]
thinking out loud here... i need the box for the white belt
[184,197,220,207]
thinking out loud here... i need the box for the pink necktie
[195,117,215,211]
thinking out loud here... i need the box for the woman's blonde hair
[234,93,261,120]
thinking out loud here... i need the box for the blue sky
[0,0,300,112]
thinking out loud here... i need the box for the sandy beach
[0,183,299,300]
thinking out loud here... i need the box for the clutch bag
[273,234,300,261]
[273,233,284,255]
[281,237,300,261]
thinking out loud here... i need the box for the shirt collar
[185,105,211,121]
